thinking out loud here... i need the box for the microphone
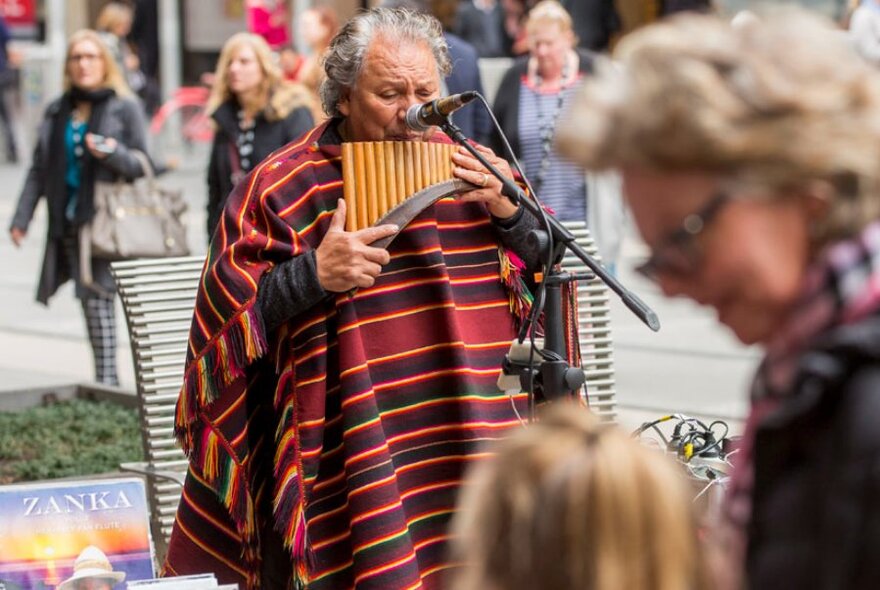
[405,91,479,132]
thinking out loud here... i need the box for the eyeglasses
[67,53,101,64]
[635,190,732,282]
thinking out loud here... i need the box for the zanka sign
[0,0,35,28]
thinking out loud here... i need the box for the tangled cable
[632,414,736,503]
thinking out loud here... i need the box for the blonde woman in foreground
[559,7,880,589]
[451,404,709,590]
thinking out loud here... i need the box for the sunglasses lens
[638,244,698,281]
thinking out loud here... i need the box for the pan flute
[341,141,473,237]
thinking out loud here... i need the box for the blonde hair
[63,29,131,96]
[450,404,708,590]
[206,32,313,122]
[557,8,880,243]
[525,0,575,36]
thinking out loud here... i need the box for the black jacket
[10,93,147,303]
[748,317,880,589]
[561,0,620,52]
[444,32,492,145]
[206,96,313,240]
[489,49,595,160]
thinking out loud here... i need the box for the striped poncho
[163,120,533,589]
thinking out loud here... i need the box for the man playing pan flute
[164,7,548,588]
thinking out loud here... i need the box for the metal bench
[560,221,617,421]
[110,255,205,563]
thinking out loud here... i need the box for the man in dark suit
[562,0,620,52]
[454,0,506,58]
[430,0,493,144]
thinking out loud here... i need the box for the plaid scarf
[721,220,880,585]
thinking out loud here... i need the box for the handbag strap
[129,149,157,181]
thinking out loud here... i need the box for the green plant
[0,399,144,483]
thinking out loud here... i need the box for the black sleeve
[100,99,149,179]
[285,106,314,143]
[489,65,522,156]
[206,138,223,240]
[492,205,542,274]
[256,250,330,332]
[10,118,48,232]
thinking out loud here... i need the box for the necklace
[531,56,572,196]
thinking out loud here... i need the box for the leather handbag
[83,150,189,260]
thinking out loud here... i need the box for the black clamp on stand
[438,116,660,411]
[500,229,592,404]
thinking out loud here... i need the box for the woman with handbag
[8,29,148,386]
[205,33,315,240]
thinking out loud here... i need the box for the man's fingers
[357,223,398,245]
[472,143,497,157]
[452,150,480,168]
[361,246,391,266]
[328,198,347,232]
[356,274,376,289]
[363,261,384,277]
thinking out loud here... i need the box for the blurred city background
[0,0,819,434]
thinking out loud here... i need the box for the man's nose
[399,96,419,120]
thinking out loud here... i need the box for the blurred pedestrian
[491,1,594,224]
[560,9,880,588]
[500,0,533,55]
[436,0,493,143]
[8,29,148,386]
[95,1,146,97]
[451,403,709,590]
[205,32,315,239]
[278,44,306,81]
[128,0,162,115]
[561,0,620,52]
[245,0,290,50]
[455,0,506,57]
[294,6,339,97]
[0,15,18,163]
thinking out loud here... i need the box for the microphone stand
[439,118,660,404]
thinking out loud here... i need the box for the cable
[476,92,559,414]
[633,414,733,467]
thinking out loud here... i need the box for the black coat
[206,99,314,239]
[10,93,148,303]
[444,32,492,145]
[489,49,595,159]
[561,0,620,52]
[748,316,880,588]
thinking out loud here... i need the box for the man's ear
[337,88,351,117]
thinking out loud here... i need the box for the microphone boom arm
[440,118,661,332]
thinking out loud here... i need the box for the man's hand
[315,199,398,292]
[452,144,519,220]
